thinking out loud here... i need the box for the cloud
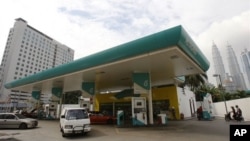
[195,11,250,86]
[0,0,249,87]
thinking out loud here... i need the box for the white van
[60,107,91,137]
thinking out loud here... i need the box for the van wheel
[62,132,66,137]
[83,132,88,135]
[61,129,66,137]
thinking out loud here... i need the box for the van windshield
[66,109,89,120]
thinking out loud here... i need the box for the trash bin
[180,113,184,120]
[157,114,168,125]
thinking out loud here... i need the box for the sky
[0,0,249,87]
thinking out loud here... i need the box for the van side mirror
[61,115,65,118]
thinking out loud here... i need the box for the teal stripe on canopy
[5,25,209,89]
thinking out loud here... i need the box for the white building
[0,18,74,104]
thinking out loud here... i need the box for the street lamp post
[213,74,228,114]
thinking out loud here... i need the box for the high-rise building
[212,43,236,93]
[0,18,74,103]
[226,44,247,90]
[241,49,250,88]
[212,43,227,85]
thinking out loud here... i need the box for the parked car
[21,108,46,119]
[0,113,38,129]
[60,107,91,137]
[21,108,38,118]
[89,111,117,124]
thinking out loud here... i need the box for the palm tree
[178,73,208,102]
[183,73,208,92]
[208,87,221,102]
[195,84,214,101]
[63,91,82,104]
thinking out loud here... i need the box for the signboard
[82,82,95,96]
[133,73,150,94]
[32,91,40,100]
[52,87,63,98]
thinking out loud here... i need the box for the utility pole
[213,74,228,114]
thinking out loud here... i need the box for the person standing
[235,105,242,121]
[171,107,176,120]
[197,106,203,120]
[231,106,236,120]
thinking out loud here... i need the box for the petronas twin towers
[212,43,248,92]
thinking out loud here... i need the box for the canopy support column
[148,84,153,125]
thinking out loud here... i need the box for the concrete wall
[177,87,196,119]
[212,97,250,121]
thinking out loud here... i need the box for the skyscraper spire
[227,44,247,90]
[241,49,250,87]
[212,42,226,86]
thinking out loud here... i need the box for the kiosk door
[131,97,147,126]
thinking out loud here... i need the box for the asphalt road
[1,118,249,141]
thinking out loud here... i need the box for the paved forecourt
[1,118,249,141]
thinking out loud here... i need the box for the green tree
[62,90,82,104]
[229,90,247,100]
[237,90,247,98]
[183,73,208,92]
[212,85,230,102]
[224,92,231,100]
[195,84,222,102]
[179,73,208,101]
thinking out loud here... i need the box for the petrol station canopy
[5,25,209,95]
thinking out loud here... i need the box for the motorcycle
[225,112,244,122]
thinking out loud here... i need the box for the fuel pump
[117,110,124,126]
[131,97,147,126]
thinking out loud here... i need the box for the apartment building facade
[0,18,74,105]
